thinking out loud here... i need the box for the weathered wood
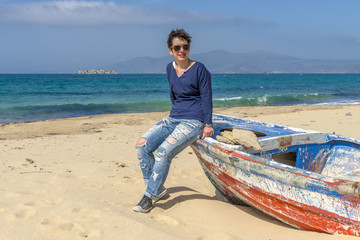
[191,114,360,237]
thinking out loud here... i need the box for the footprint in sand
[40,216,102,238]
[197,232,239,240]
[40,217,83,232]
[152,214,180,227]
[120,176,141,184]
[72,207,84,213]
[90,184,105,189]
[13,205,37,219]
[5,189,46,198]
[104,199,121,207]
[24,197,63,207]
[59,173,87,179]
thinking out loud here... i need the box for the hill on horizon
[106,50,360,74]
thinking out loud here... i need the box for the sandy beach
[1,105,360,240]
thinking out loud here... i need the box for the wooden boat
[191,114,360,237]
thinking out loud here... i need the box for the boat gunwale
[206,114,360,184]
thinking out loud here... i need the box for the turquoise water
[0,74,359,123]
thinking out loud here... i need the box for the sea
[1,74,360,124]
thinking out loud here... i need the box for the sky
[0,0,359,73]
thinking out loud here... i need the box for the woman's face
[168,37,190,62]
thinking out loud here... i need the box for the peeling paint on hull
[191,114,360,237]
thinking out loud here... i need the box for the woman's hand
[202,126,214,139]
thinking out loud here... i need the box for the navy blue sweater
[166,61,213,124]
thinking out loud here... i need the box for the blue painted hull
[191,114,360,236]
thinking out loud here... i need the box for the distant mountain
[107,50,360,74]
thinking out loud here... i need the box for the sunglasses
[171,44,190,51]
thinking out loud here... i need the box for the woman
[133,29,214,213]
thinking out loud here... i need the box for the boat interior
[213,125,360,178]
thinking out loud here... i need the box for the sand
[1,105,360,240]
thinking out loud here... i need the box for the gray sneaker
[133,195,153,213]
[152,186,167,204]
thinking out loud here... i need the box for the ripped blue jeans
[136,117,203,199]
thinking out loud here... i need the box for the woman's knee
[136,137,147,147]
[135,138,148,162]
[135,138,147,158]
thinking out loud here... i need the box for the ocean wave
[215,96,243,101]
[314,101,360,106]
[213,93,332,107]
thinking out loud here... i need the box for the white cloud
[0,1,237,26]
[0,1,266,26]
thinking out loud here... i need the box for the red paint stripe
[197,153,360,237]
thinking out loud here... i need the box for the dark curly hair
[167,29,192,48]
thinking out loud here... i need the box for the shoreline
[1,104,360,239]
[1,104,358,140]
